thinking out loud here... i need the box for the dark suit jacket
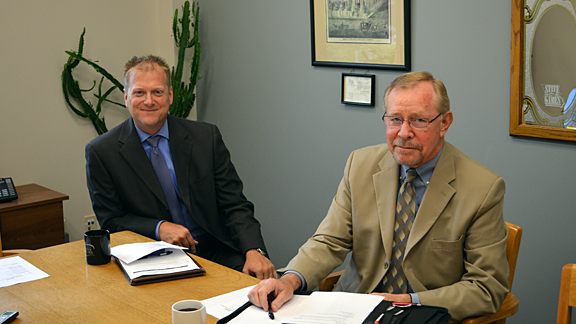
[85,115,267,255]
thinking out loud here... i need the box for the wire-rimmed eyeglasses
[382,112,443,129]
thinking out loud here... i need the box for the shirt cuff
[409,293,421,304]
[282,270,307,291]
[155,220,165,240]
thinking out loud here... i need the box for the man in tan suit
[249,72,509,322]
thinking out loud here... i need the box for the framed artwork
[510,0,576,142]
[310,0,411,71]
[341,73,375,106]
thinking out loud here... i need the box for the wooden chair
[318,222,522,324]
[557,263,576,324]
[0,231,32,257]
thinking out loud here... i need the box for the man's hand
[243,250,276,279]
[370,293,412,303]
[158,222,198,252]
[247,273,301,312]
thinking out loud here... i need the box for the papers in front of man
[203,285,385,324]
[111,241,205,285]
[0,256,50,288]
[111,241,188,264]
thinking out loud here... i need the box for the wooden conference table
[0,231,260,323]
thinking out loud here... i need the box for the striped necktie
[382,168,418,293]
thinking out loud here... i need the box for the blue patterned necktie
[382,168,418,294]
[146,136,185,226]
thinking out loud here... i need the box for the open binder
[111,242,206,286]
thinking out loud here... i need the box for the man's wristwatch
[247,248,267,257]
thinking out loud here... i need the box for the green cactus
[61,1,200,136]
[171,0,201,118]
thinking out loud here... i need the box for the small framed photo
[341,73,375,106]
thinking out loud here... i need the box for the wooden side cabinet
[0,184,69,250]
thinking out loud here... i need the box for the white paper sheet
[203,286,384,324]
[111,241,188,264]
[0,256,50,288]
[116,249,199,279]
[203,285,256,318]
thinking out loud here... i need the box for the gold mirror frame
[510,0,576,142]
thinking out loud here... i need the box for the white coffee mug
[172,300,207,324]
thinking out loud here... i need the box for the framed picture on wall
[310,0,411,71]
[341,73,375,106]
[510,0,576,142]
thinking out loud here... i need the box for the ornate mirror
[511,0,576,142]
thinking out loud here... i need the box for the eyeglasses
[382,112,443,129]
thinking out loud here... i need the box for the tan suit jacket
[284,142,509,322]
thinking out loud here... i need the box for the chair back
[442,222,523,324]
[505,222,522,288]
[320,222,522,293]
[557,263,576,324]
[318,222,523,324]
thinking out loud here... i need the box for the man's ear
[440,111,453,136]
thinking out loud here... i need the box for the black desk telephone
[0,178,18,203]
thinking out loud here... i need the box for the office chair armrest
[461,293,519,324]
[318,270,344,291]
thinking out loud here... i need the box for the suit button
[384,262,389,269]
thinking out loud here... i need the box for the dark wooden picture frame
[341,73,375,106]
[310,0,411,71]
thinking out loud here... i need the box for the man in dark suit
[85,55,275,279]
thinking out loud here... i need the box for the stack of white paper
[203,285,384,324]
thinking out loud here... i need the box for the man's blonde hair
[124,55,171,90]
[383,71,450,114]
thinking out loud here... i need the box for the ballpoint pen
[141,250,173,259]
[216,301,252,324]
[267,293,275,320]
[374,313,384,324]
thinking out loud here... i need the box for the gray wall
[0,0,176,241]
[1,0,573,322]
[193,1,576,323]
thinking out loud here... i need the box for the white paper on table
[111,241,188,264]
[203,286,384,324]
[0,256,50,288]
[116,249,199,279]
[203,285,256,319]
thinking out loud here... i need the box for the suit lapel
[405,143,456,257]
[373,151,401,261]
[118,118,168,208]
[168,116,194,214]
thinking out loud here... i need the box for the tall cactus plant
[171,1,201,118]
[61,1,200,136]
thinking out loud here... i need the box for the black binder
[113,252,206,286]
[362,300,451,324]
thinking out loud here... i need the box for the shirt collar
[400,146,443,185]
[134,119,170,143]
